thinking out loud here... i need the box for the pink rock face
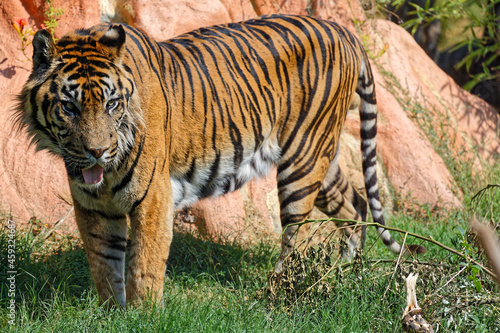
[1,0,498,240]
[0,0,100,231]
[130,0,231,40]
[370,20,499,206]
[371,70,461,207]
[373,20,499,161]
[191,191,246,238]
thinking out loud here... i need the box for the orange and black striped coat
[16,14,420,306]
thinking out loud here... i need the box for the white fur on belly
[171,137,281,209]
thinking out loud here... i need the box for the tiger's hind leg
[274,156,332,273]
[314,159,368,260]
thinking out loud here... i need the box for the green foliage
[451,0,500,91]
[43,0,65,41]
[395,0,441,34]
[389,0,500,92]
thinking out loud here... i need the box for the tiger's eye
[62,101,77,116]
[106,99,118,111]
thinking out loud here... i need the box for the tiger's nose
[88,147,109,158]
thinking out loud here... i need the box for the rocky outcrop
[0,0,498,239]
[0,0,101,233]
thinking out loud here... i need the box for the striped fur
[15,14,417,306]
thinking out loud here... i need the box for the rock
[313,0,366,31]
[250,0,310,16]
[343,69,461,208]
[190,191,246,239]
[50,0,101,36]
[370,75,461,208]
[129,0,231,40]
[0,0,101,233]
[189,176,280,244]
[369,20,499,206]
[1,0,498,242]
[373,20,499,160]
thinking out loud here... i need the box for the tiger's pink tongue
[82,165,104,184]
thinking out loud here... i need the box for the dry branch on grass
[283,217,498,281]
[268,216,499,319]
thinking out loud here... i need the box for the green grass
[0,198,499,332]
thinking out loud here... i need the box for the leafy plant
[43,0,65,42]
[12,0,64,61]
[390,0,500,94]
[12,18,36,62]
[449,0,500,92]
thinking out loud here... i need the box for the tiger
[16,14,423,307]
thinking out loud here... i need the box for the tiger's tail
[356,52,425,255]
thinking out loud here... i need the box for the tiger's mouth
[64,154,114,186]
[82,164,105,184]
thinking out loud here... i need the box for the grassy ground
[0,179,499,333]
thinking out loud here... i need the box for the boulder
[0,0,498,242]
[370,20,499,206]
[0,0,101,233]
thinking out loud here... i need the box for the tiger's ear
[32,29,57,73]
[98,24,126,61]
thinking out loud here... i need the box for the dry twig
[34,206,74,242]
[286,218,498,281]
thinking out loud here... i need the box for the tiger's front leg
[126,178,174,304]
[74,202,128,307]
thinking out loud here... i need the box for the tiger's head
[15,24,141,187]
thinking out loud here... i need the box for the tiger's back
[16,14,421,307]
[164,16,363,208]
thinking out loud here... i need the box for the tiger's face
[17,26,139,187]
[43,60,136,186]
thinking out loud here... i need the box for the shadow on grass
[0,228,276,311]
[166,231,276,287]
[0,233,92,309]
